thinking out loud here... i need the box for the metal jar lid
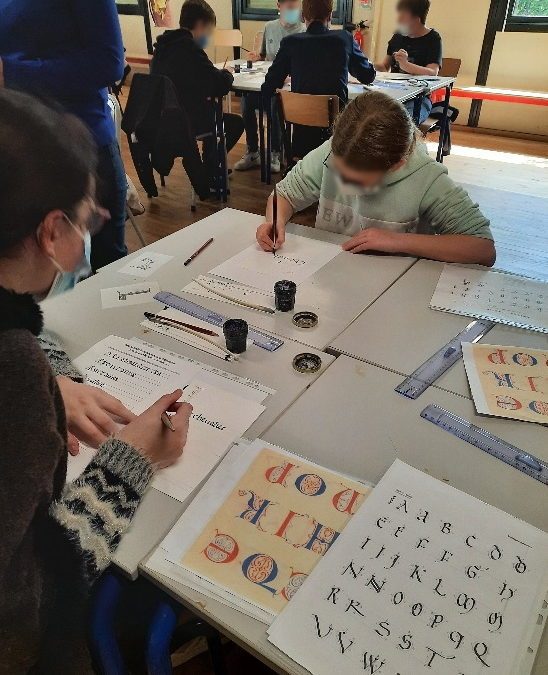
[292,352,322,374]
[292,311,319,329]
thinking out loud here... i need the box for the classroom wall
[120,0,548,136]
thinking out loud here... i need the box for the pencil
[272,186,277,256]
[184,237,214,266]
[145,312,238,361]
[161,411,175,431]
[144,311,218,336]
[222,57,228,69]
[194,278,275,314]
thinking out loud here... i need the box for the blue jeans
[404,96,433,124]
[91,141,128,271]
[241,92,281,154]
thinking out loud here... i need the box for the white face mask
[396,23,411,37]
[334,172,383,197]
[43,218,92,300]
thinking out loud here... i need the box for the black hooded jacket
[151,27,233,130]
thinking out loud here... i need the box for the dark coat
[151,27,233,130]
[262,21,376,103]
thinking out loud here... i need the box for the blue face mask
[44,226,92,300]
[195,34,209,49]
[281,8,301,25]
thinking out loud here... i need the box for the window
[505,0,548,31]
[234,0,352,25]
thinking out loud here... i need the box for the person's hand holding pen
[256,188,292,252]
[116,389,193,470]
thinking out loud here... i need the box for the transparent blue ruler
[395,319,495,399]
[421,404,548,486]
[154,291,284,352]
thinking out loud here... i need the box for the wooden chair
[276,90,340,172]
[420,57,462,157]
[213,28,243,61]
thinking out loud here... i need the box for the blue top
[0,0,124,147]
[263,21,375,103]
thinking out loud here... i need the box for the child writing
[0,89,192,672]
[256,91,495,266]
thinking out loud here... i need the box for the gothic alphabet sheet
[268,460,548,675]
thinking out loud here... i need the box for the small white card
[118,251,173,278]
[101,282,160,308]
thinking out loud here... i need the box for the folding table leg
[436,84,453,163]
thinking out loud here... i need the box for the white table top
[220,60,440,103]
[41,210,337,577]
[130,208,413,351]
[141,356,547,674]
[330,259,548,398]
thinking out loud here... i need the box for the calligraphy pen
[194,278,275,314]
[161,384,189,432]
[184,237,214,266]
[144,311,218,336]
[144,312,238,361]
[272,185,277,256]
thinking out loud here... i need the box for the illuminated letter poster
[462,343,547,424]
[181,442,370,615]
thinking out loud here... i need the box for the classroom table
[105,207,412,351]
[141,357,547,673]
[219,60,455,182]
[329,259,548,399]
[41,209,340,577]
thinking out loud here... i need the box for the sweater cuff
[38,332,84,381]
[91,438,154,496]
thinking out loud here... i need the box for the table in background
[141,356,547,674]
[219,61,453,183]
[41,209,337,577]
[329,259,548,399]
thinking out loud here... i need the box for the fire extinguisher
[353,20,368,50]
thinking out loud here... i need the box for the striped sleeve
[50,439,153,581]
[38,331,83,381]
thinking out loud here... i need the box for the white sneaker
[234,151,260,171]
[271,152,281,174]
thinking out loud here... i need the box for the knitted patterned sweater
[0,288,154,673]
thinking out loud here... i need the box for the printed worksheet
[268,460,548,675]
[430,265,548,333]
[209,234,341,293]
[462,343,548,424]
[66,337,271,500]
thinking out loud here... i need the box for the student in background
[256,92,495,267]
[234,0,304,174]
[0,0,129,272]
[0,89,193,673]
[262,0,375,158]
[376,0,443,123]
[151,0,244,191]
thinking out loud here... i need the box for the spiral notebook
[430,265,548,333]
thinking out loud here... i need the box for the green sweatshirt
[277,140,493,240]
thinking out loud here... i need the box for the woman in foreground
[0,89,192,673]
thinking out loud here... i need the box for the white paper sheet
[101,282,160,308]
[152,381,265,501]
[118,251,173,278]
[66,337,272,497]
[209,234,341,294]
[430,265,548,333]
[268,460,548,675]
[182,275,275,311]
